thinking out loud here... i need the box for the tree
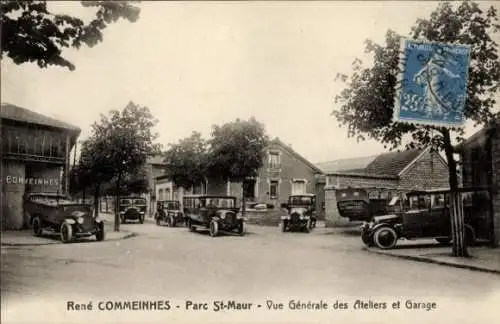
[333,1,500,256]
[1,0,141,71]
[163,131,208,196]
[79,101,160,231]
[207,117,269,218]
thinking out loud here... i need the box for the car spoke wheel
[95,222,105,241]
[121,216,126,224]
[60,222,73,244]
[170,216,176,228]
[187,218,195,232]
[304,220,311,233]
[281,221,287,233]
[32,216,43,237]
[361,232,374,247]
[156,216,161,226]
[237,220,246,236]
[373,226,398,249]
[209,220,219,237]
[139,215,145,224]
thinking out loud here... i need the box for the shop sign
[2,175,60,186]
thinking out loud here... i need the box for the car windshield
[289,196,314,205]
[121,199,131,205]
[165,201,180,209]
[134,199,146,205]
[203,198,235,208]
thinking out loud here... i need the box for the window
[268,151,280,169]
[269,180,279,199]
[158,189,164,201]
[292,180,306,195]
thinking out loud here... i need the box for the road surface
[2,220,499,324]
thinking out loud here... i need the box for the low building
[1,103,80,229]
[455,122,500,246]
[316,147,450,227]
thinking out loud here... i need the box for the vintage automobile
[183,195,245,237]
[119,196,147,224]
[155,200,185,227]
[336,187,390,222]
[24,192,105,243]
[280,194,317,233]
[360,188,491,249]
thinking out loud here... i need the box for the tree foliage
[1,0,141,71]
[74,101,160,230]
[163,131,208,190]
[207,117,269,182]
[333,1,500,152]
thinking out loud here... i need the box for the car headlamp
[77,217,84,224]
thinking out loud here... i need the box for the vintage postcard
[1,1,499,324]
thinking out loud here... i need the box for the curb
[1,232,139,247]
[364,247,500,275]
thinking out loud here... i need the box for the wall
[1,160,25,229]
[399,150,450,191]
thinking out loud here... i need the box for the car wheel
[60,221,73,243]
[361,231,374,247]
[435,237,451,244]
[373,226,398,249]
[465,225,476,246]
[186,218,195,232]
[304,220,311,233]
[236,220,246,236]
[155,215,161,226]
[280,221,287,233]
[209,220,219,237]
[121,216,126,224]
[170,216,177,228]
[139,215,145,224]
[95,222,105,241]
[32,216,43,237]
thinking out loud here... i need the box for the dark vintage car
[119,197,147,224]
[336,188,390,222]
[183,195,245,237]
[360,188,491,249]
[155,200,185,227]
[24,192,105,243]
[280,194,317,233]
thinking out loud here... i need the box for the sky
[2,1,499,164]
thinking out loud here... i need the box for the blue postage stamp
[393,39,471,127]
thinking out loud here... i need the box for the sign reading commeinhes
[393,39,471,127]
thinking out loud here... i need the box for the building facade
[1,103,80,230]
[205,138,325,217]
[456,122,500,246]
[316,147,450,227]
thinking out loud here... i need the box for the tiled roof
[364,149,423,177]
[271,138,323,173]
[1,102,80,133]
[315,155,377,174]
[316,148,426,178]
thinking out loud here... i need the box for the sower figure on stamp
[413,51,460,119]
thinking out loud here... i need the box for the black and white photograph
[1,1,499,323]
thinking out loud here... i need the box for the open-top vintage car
[183,195,245,237]
[155,200,185,227]
[24,192,105,243]
[280,194,317,233]
[119,196,147,224]
[360,188,490,249]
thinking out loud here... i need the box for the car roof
[183,195,237,199]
